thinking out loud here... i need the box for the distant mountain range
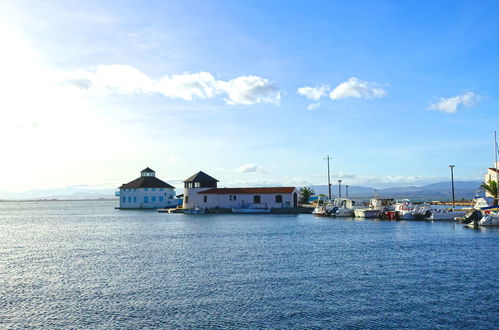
[0,180,483,201]
[0,187,117,201]
[309,181,482,200]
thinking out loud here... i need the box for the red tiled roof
[199,187,296,194]
[489,168,499,173]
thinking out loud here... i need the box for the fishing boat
[231,203,271,214]
[393,200,417,220]
[354,197,395,218]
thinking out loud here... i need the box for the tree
[480,180,498,206]
[299,187,315,204]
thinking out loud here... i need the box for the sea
[1,200,498,329]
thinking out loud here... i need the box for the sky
[1,0,498,193]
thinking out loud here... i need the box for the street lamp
[338,180,342,198]
[449,165,455,211]
[346,185,349,198]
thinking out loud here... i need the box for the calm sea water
[1,200,498,329]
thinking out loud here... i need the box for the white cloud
[307,103,321,110]
[62,65,280,105]
[297,84,330,101]
[223,75,281,105]
[428,92,479,114]
[233,164,268,173]
[330,77,386,100]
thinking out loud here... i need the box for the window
[194,182,200,188]
[253,195,261,203]
[128,197,131,203]
[275,195,283,203]
[185,196,189,203]
[152,196,156,202]
[152,188,156,191]
[204,195,207,203]
[144,188,148,191]
[159,196,164,202]
[160,188,164,191]
[122,197,126,203]
[133,197,137,203]
[229,195,232,201]
[144,196,148,203]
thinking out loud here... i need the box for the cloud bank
[61,65,281,105]
[428,92,478,114]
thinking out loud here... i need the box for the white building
[118,167,176,209]
[183,171,298,209]
[483,161,499,198]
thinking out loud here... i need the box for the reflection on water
[0,201,498,328]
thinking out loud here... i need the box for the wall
[183,188,298,209]
[119,187,176,209]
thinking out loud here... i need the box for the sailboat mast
[495,131,498,202]
[325,155,332,200]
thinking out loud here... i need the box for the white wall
[183,188,298,209]
[119,187,176,209]
[484,166,499,198]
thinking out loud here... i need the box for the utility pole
[324,155,332,200]
[338,180,342,198]
[449,165,455,211]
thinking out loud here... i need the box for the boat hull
[354,209,381,218]
[232,208,271,214]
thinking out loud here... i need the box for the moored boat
[231,203,271,214]
[354,197,395,218]
[329,198,358,217]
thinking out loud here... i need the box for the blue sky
[0,0,498,192]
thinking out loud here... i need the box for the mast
[495,131,498,203]
[324,155,332,200]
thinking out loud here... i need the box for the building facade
[183,171,298,209]
[118,167,176,209]
[483,162,499,198]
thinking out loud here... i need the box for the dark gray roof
[184,171,219,183]
[141,167,155,173]
[119,176,174,189]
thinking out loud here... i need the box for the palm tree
[480,180,498,206]
[299,187,315,204]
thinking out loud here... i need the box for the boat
[354,197,395,218]
[476,213,499,226]
[427,208,466,221]
[231,203,271,214]
[183,205,205,214]
[393,200,417,220]
[329,198,357,217]
[312,196,334,216]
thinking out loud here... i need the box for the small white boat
[394,200,417,220]
[354,197,395,218]
[329,198,357,217]
[312,196,334,216]
[428,208,466,221]
[476,214,499,226]
[231,203,271,214]
[183,205,205,214]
